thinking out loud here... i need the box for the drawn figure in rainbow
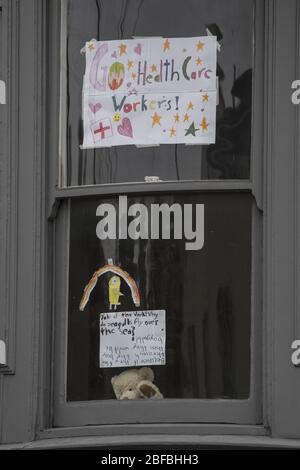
[109,275,124,310]
[79,262,141,312]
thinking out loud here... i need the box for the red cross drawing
[94,121,111,139]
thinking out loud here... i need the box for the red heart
[134,43,142,55]
[117,117,133,138]
[89,102,102,114]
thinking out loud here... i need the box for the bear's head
[111,367,163,400]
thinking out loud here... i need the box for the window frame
[56,0,263,194]
[47,0,265,428]
[52,195,262,427]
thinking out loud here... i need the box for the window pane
[67,193,251,401]
[63,0,254,186]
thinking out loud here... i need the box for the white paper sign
[99,310,166,368]
[82,36,217,148]
[0,340,6,366]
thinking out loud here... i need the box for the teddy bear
[111,367,163,400]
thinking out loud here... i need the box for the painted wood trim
[50,181,253,219]
[38,423,268,440]
[0,0,19,376]
[3,433,300,450]
[0,0,48,443]
[264,0,300,438]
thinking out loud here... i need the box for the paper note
[0,340,6,366]
[82,36,217,147]
[99,310,166,368]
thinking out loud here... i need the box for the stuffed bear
[111,367,163,400]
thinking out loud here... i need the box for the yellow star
[174,113,180,123]
[196,40,205,51]
[183,113,190,122]
[118,43,127,55]
[202,93,209,102]
[132,72,137,81]
[169,126,176,137]
[151,64,157,72]
[163,39,170,52]
[151,112,162,127]
[196,57,203,66]
[200,116,209,132]
[187,101,194,110]
[127,60,134,70]
[87,42,95,51]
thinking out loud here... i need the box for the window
[60,0,254,186]
[67,193,252,402]
[51,0,263,427]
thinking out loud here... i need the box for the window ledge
[1,434,300,450]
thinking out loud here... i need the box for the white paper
[0,340,6,366]
[0,80,6,105]
[99,310,166,368]
[82,36,217,148]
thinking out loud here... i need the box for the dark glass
[67,193,252,401]
[64,0,254,186]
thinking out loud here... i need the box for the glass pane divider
[55,180,253,199]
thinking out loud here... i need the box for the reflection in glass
[63,0,254,186]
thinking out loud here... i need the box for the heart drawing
[134,43,142,55]
[117,117,133,138]
[89,102,102,114]
[111,51,117,58]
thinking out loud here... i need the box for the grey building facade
[0,0,300,449]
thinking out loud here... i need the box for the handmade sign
[82,36,217,147]
[79,264,141,311]
[99,310,166,368]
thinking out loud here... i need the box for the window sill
[2,432,300,450]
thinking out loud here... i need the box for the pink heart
[89,102,102,114]
[117,117,133,138]
[134,43,142,55]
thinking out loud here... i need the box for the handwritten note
[99,310,166,368]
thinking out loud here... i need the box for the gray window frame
[1,0,300,446]
[52,197,262,427]
[50,0,263,428]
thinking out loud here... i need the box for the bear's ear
[138,381,163,399]
[111,375,122,399]
[139,367,154,382]
[138,382,157,398]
